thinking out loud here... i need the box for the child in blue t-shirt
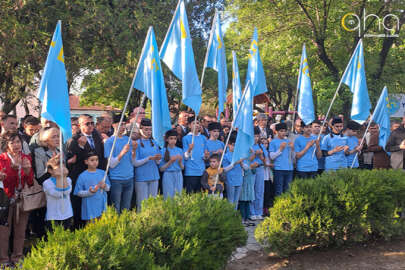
[344,120,362,168]
[239,158,257,226]
[249,126,267,220]
[222,132,243,209]
[182,116,209,193]
[134,118,162,212]
[104,114,135,213]
[74,151,110,221]
[321,117,349,171]
[205,122,225,167]
[294,121,322,179]
[160,129,184,199]
[269,122,294,196]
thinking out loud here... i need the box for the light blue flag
[371,86,391,149]
[297,44,315,125]
[245,27,268,97]
[160,0,202,115]
[133,27,172,148]
[232,81,254,164]
[205,13,228,119]
[37,21,72,142]
[232,51,242,122]
[341,39,371,124]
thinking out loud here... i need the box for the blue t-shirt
[222,150,243,187]
[74,169,110,220]
[346,135,359,168]
[251,144,267,166]
[104,136,134,180]
[294,135,318,172]
[321,133,348,171]
[269,138,293,171]
[312,133,325,170]
[135,138,161,181]
[182,134,207,176]
[206,140,225,155]
[159,146,183,172]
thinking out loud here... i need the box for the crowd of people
[0,107,404,267]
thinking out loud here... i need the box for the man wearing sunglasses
[66,114,106,228]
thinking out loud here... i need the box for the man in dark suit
[256,113,273,140]
[66,114,106,228]
[201,115,211,138]
[175,111,189,148]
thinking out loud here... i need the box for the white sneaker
[257,215,264,220]
[250,215,257,220]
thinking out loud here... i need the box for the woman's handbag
[21,179,46,212]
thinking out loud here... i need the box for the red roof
[226,92,271,105]
[69,95,121,112]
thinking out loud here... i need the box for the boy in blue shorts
[74,151,110,221]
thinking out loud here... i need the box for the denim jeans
[135,180,159,212]
[226,185,241,210]
[162,171,183,199]
[110,178,134,213]
[273,170,293,196]
[250,167,265,216]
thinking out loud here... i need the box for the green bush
[134,192,247,270]
[22,193,247,269]
[22,208,164,270]
[255,169,405,257]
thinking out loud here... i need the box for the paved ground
[230,220,263,261]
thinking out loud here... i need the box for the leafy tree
[0,0,224,114]
[225,0,405,116]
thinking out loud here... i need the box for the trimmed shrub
[255,169,405,257]
[22,208,164,270]
[22,193,247,269]
[134,192,247,270]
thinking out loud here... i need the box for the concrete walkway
[230,220,263,261]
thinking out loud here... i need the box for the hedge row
[22,193,247,270]
[255,169,405,257]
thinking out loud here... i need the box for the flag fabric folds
[205,12,228,119]
[160,0,202,115]
[245,27,268,97]
[232,81,254,164]
[232,51,242,123]
[341,39,371,124]
[297,44,315,125]
[133,27,172,148]
[37,20,72,142]
[372,86,391,149]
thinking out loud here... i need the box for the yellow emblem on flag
[51,41,56,47]
[57,47,64,63]
[248,40,258,58]
[217,34,222,49]
[302,65,310,77]
[357,60,361,69]
[180,20,187,39]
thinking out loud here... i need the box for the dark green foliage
[255,169,405,257]
[135,193,247,270]
[22,193,247,269]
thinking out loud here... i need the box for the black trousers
[263,180,275,208]
[296,171,317,179]
[184,176,202,193]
